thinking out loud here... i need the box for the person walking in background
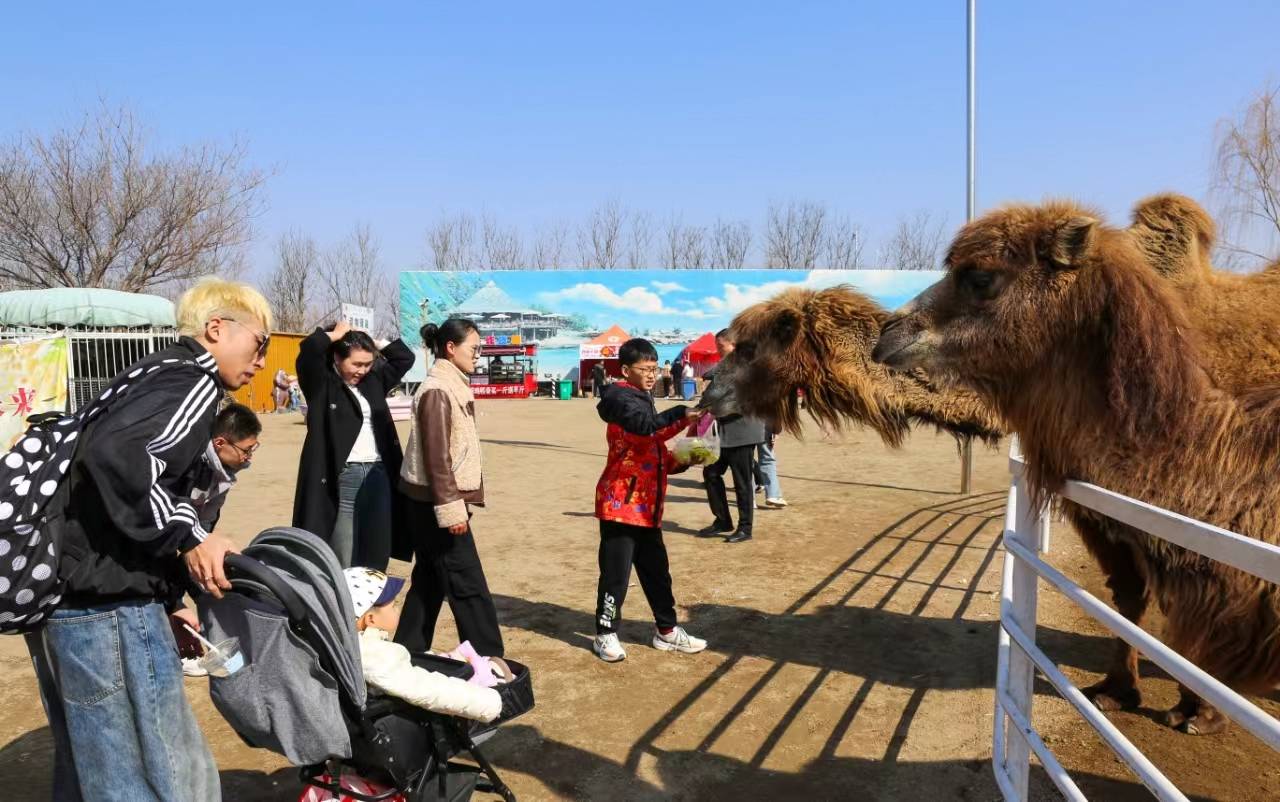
[591,360,607,399]
[294,320,415,570]
[273,367,292,412]
[661,360,673,399]
[682,359,695,399]
[699,329,766,543]
[755,424,788,509]
[397,318,505,658]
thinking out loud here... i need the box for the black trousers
[395,497,505,657]
[704,443,755,534]
[595,520,677,635]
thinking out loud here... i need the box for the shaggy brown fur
[873,201,1280,736]
[699,285,1004,448]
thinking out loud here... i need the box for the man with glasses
[177,401,261,676]
[190,401,262,533]
[25,278,272,802]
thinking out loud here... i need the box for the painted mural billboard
[398,269,943,384]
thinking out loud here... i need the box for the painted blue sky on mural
[398,269,941,381]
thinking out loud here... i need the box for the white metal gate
[994,439,1280,800]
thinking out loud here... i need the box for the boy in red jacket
[592,338,710,662]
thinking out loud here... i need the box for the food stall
[471,338,538,399]
[577,324,631,395]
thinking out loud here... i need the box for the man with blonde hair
[25,277,271,802]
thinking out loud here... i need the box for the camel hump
[1129,193,1216,279]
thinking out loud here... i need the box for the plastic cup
[197,637,245,677]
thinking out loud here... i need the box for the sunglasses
[220,317,270,357]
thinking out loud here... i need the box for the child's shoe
[765,497,788,508]
[593,633,627,662]
[653,626,707,654]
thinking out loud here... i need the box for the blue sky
[3,2,1278,273]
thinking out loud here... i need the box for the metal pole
[961,0,976,494]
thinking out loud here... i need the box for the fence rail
[993,440,1280,801]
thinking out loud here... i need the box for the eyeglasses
[627,366,659,376]
[224,440,260,460]
[219,317,270,357]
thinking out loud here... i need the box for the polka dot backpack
[0,358,199,634]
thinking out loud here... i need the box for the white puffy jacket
[359,628,502,722]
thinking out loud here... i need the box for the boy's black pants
[396,496,505,657]
[596,520,677,635]
[703,443,755,534]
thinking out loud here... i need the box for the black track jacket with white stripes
[59,337,224,607]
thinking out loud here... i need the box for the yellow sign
[0,337,68,450]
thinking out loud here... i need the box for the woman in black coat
[293,322,415,569]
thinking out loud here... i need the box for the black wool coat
[292,328,416,559]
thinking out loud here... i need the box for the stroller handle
[223,552,313,629]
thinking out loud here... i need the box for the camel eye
[960,269,997,299]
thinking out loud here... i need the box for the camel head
[872,201,1116,384]
[701,285,1004,447]
[872,200,1207,447]
[700,285,896,438]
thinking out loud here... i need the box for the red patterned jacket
[594,382,690,528]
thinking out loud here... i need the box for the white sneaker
[653,626,707,654]
[766,497,788,508]
[182,657,208,677]
[593,633,627,662]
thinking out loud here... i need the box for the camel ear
[1045,216,1098,269]
[769,308,802,346]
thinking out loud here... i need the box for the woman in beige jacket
[396,318,505,657]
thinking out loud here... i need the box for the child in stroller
[198,528,534,802]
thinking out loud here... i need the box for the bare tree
[266,230,319,332]
[481,213,523,269]
[765,200,827,268]
[709,218,752,268]
[882,210,947,270]
[625,211,654,268]
[1212,84,1280,269]
[319,223,397,336]
[823,215,865,270]
[0,105,266,293]
[425,212,478,271]
[661,215,708,268]
[530,221,569,269]
[577,200,624,268]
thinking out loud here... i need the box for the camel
[871,200,1280,736]
[698,283,1005,448]
[702,193,1280,444]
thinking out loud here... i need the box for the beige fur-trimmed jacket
[400,359,484,528]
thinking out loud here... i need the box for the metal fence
[994,438,1280,801]
[0,327,178,412]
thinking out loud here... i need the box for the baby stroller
[197,527,534,802]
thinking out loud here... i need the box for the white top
[345,385,381,463]
[359,628,501,722]
[683,363,694,379]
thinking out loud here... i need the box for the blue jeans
[332,461,392,570]
[25,600,220,802]
[756,438,783,499]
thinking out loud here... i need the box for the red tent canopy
[682,331,720,368]
[586,324,631,346]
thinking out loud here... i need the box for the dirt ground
[0,399,1277,801]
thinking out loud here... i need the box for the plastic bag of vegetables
[670,418,720,465]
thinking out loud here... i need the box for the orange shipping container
[230,332,306,413]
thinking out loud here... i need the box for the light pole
[961,0,977,494]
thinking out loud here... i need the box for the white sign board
[341,303,376,333]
